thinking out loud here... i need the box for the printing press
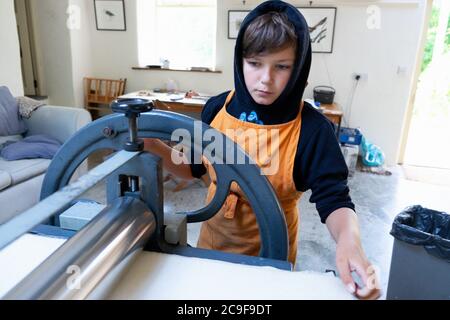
[0,99,352,300]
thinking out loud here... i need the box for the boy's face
[243,46,296,106]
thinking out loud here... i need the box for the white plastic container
[341,144,359,177]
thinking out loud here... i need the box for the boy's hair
[242,11,297,58]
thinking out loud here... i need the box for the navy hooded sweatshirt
[191,1,354,223]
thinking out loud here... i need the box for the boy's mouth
[255,90,274,96]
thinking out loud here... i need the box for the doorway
[401,0,450,186]
[14,0,41,97]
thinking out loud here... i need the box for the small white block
[60,201,106,231]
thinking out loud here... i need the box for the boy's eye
[247,60,261,67]
[276,64,292,70]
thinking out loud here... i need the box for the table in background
[119,90,209,120]
[319,103,344,137]
[120,92,344,135]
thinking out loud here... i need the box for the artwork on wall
[298,7,337,53]
[227,7,336,53]
[228,10,250,39]
[94,0,126,31]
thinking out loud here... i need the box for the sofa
[0,102,91,224]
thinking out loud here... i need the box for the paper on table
[0,234,65,298]
[0,234,355,300]
[106,251,355,300]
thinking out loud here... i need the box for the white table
[0,234,354,300]
[120,90,212,117]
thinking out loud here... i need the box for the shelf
[132,67,222,74]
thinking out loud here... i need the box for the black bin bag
[387,205,450,300]
[391,205,450,261]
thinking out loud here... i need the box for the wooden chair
[84,77,127,120]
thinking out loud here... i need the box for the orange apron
[197,90,303,265]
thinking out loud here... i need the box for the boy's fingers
[336,259,356,295]
[352,261,381,300]
[352,260,370,288]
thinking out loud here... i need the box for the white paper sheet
[0,234,353,300]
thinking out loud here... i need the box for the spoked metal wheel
[41,105,289,261]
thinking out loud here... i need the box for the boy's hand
[335,233,381,300]
[326,208,381,300]
[142,138,195,181]
[143,138,164,150]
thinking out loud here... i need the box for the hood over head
[228,0,312,125]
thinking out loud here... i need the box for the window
[137,0,217,69]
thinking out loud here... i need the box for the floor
[402,164,450,187]
[81,160,450,299]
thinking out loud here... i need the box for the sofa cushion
[0,157,50,187]
[0,135,23,147]
[1,134,61,161]
[0,170,12,191]
[0,86,27,136]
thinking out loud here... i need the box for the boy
[145,1,380,299]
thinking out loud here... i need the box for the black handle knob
[110,98,153,116]
[110,98,153,152]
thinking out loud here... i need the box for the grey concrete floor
[81,165,450,299]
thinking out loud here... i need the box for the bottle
[160,58,170,69]
[166,79,178,93]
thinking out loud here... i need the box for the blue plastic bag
[361,136,385,167]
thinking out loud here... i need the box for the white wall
[84,0,426,165]
[29,0,76,106]
[25,0,426,165]
[69,0,94,108]
[0,0,24,96]
[89,0,235,95]
[305,1,427,166]
[28,0,94,107]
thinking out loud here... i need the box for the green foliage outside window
[421,6,450,72]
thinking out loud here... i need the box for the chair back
[84,77,126,106]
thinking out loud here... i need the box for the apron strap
[224,90,235,106]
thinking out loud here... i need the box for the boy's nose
[261,68,274,85]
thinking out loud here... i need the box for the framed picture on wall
[94,0,126,31]
[298,7,337,53]
[228,10,250,39]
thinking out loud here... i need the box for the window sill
[132,66,222,74]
